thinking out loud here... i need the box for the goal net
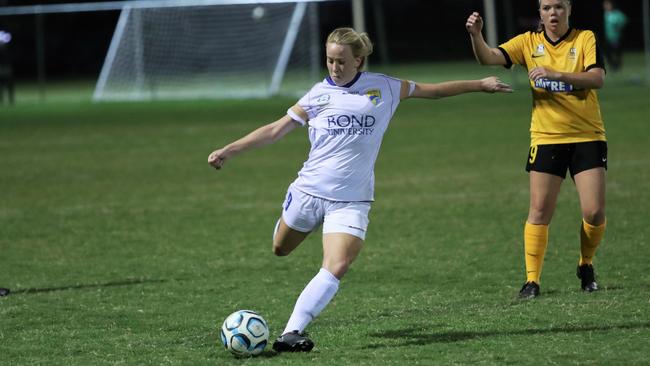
[93,1,322,101]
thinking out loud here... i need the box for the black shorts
[525,141,608,179]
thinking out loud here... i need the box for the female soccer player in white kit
[208,27,512,352]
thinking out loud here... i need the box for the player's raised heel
[577,264,599,292]
[272,331,314,352]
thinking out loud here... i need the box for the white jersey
[287,71,403,202]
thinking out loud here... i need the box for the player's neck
[545,25,570,42]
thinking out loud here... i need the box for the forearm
[223,126,274,156]
[223,118,295,156]
[470,33,504,65]
[531,67,605,90]
[414,80,483,99]
[555,71,604,89]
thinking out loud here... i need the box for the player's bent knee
[324,260,351,279]
[272,242,292,256]
[583,209,606,226]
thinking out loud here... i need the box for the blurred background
[0,0,648,103]
[1,3,649,363]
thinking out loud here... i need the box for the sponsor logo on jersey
[568,47,577,60]
[532,43,545,58]
[315,94,331,105]
[365,89,382,105]
[326,114,376,136]
[534,78,574,92]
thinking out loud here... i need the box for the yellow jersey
[498,29,606,145]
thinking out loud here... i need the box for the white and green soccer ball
[220,310,269,357]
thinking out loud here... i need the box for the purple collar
[326,72,362,88]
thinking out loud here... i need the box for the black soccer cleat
[577,264,599,292]
[0,288,9,297]
[272,331,314,353]
[518,281,540,299]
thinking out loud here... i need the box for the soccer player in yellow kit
[465,0,607,298]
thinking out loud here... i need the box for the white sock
[283,268,340,334]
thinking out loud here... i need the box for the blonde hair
[537,0,572,31]
[326,27,374,70]
[538,0,571,7]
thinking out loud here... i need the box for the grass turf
[1,57,649,365]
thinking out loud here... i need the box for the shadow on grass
[7,278,171,295]
[505,284,628,304]
[254,350,282,359]
[365,322,650,348]
[222,350,284,360]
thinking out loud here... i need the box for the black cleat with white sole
[0,288,9,297]
[272,331,314,353]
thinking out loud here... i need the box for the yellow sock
[580,219,606,265]
[524,222,549,284]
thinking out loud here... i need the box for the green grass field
[1,56,649,365]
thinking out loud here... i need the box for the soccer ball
[251,6,265,20]
[220,310,270,357]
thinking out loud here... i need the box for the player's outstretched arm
[409,77,512,100]
[208,114,300,170]
[466,12,507,66]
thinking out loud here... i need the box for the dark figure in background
[603,0,627,72]
[0,29,14,105]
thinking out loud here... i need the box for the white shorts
[280,184,371,240]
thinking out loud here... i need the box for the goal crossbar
[0,0,334,16]
[91,1,326,101]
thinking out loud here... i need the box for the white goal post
[93,0,330,101]
[0,0,341,101]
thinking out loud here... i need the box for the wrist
[476,79,484,90]
[222,145,237,157]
